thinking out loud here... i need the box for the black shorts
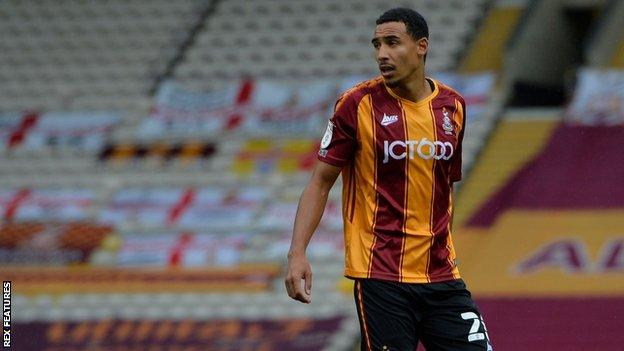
[353,278,492,351]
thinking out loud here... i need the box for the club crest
[442,108,454,135]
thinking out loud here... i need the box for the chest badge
[442,108,454,135]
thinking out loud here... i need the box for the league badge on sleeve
[320,121,334,149]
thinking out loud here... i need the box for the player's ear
[416,37,428,57]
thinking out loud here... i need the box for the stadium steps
[460,2,525,72]
[454,110,559,226]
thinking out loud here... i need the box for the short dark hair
[376,7,429,40]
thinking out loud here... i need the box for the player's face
[372,22,428,87]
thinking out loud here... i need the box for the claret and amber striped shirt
[318,76,465,283]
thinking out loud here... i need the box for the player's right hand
[284,252,312,304]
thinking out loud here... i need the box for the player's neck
[389,71,432,103]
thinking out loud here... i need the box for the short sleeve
[450,100,466,182]
[317,93,359,167]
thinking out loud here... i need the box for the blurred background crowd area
[1,0,623,350]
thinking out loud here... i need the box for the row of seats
[219,0,473,14]
[195,30,463,48]
[2,36,175,50]
[0,95,150,113]
[2,53,161,66]
[1,1,199,19]
[206,12,482,31]
[2,19,189,31]
[14,290,347,311]
[16,300,350,322]
[0,74,151,90]
[0,87,154,104]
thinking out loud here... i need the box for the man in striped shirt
[286,8,492,350]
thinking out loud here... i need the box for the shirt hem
[344,269,460,284]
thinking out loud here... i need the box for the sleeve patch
[320,120,334,149]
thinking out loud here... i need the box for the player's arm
[285,160,342,303]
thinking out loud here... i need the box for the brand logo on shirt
[442,108,454,135]
[383,138,454,163]
[380,113,399,126]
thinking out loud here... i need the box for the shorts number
[461,312,491,344]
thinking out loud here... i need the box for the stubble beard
[383,75,401,88]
